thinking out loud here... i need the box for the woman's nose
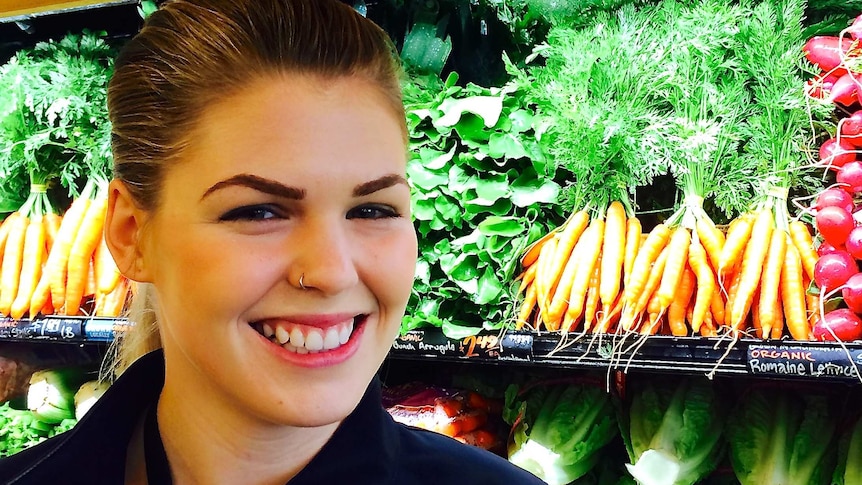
[290,220,359,294]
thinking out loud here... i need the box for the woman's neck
[156,376,340,485]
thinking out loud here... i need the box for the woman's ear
[105,179,153,283]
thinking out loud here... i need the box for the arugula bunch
[403,73,564,337]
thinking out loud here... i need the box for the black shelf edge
[387,329,862,383]
[0,0,136,24]
[0,316,127,343]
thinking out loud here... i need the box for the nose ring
[298,273,307,290]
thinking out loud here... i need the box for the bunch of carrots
[515,197,820,341]
[0,178,130,320]
[516,201,633,335]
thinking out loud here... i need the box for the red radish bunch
[812,182,862,342]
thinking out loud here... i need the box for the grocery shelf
[0,316,127,343]
[388,328,862,383]
[0,0,136,23]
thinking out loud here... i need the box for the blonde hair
[106,0,404,375]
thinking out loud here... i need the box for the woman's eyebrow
[353,174,409,197]
[201,174,305,200]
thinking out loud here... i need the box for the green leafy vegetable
[727,387,837,485]
[504,382,618,484]
[402,72,563,337]
[832,413,862,485]
[620,377,727,485]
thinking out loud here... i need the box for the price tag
[747,344,862,379]
[499,332,533,362]
[84,318,131,342]
[0,317,83,340]
[392,330,459,358]
[459,334,501,359]
[36,318,82,340]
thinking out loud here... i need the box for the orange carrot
[516,264,538,295]
[695,218,725,270]
[757,229,787,339]
[516,283,537,330]
[718,212,754,274]
[687,237,715,333]
[724,269,744,330]
[624,223,672,306]
[668,266,695,336]
[582,253,602,333]
[43,212,62,255]
[0,213,28,316]
[710,289,725,326]
[624,243,671,331]
[599,202,626,307]
[700,310,717,337]
[770,298,784,340]
[728,208,773,331]
[751,295,763,338]
[547,217,595,325]
[10,214,46,320]
[98,278,129,317]
[560,219,605,326]
[44,194,93,312]
[85,257,97,298]
[63,194,108,316]
[781,239,809,341]
[641,311,662,336]
[594,295,624,334]
[656,227,691,310]
[534,234,559,326]
[521,230,558,268]
[623,217,642,288]
[788,220,817,281]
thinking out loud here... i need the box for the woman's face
[137,74,416,427]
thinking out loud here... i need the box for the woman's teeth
[255,319,355,353]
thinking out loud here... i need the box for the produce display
[382,383,504,452]
[0,32,130,319]
[2,0,862,480]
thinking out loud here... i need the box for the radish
[829,73,860,107]
[842,273,862,313]
[806,71,844,99]
[815,187,855,213]
[804,36,854,71]
[838,161,862,193]
[840,110,862,147]
[849,14,862,40]
[816,206,856,247]
[817,240,845,257]
[812,308,862,342]
[820,137,856,169]
[846,227,862,259]
[814,251,858,293]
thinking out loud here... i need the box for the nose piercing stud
[299,274,307,290]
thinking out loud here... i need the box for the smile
[251,315,366,354]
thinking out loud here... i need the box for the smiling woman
[0,0,544,484]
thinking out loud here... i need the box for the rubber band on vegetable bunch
[510,5,669,345]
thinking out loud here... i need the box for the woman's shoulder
[391,424,545,484]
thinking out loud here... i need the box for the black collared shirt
[0,350,543,484]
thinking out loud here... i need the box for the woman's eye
[347,204,400,220]
[219,205,283,222]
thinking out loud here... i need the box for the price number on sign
[460,334,500,359]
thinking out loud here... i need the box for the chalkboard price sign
[391,330,533,361]
[0,317,83,340]
[747,344,862,379]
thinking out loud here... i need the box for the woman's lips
[250,315,368,367]
[252,314,366,354]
